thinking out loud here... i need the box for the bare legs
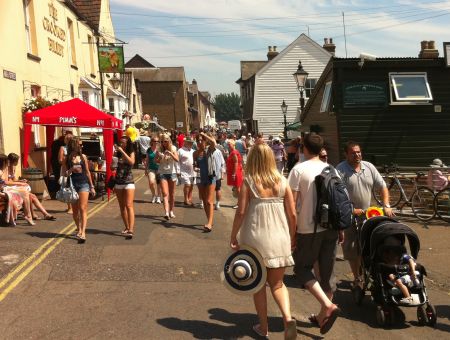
[305,279,338,327]
[29,193,53,219]
[71,192,89,239]
[116,188,135,233]
[199,184,215,228]
[253,268,295,337]
[160,178,176,217]
[183,184,193,204]
[147,172,160,198]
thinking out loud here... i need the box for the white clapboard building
[239,34,334,138]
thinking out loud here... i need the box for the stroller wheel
[386,306,396,326]
[425,303,437,326]
[352,285,364,305]
[417,305,428,326]
[376,306,386,327]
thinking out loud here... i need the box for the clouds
[110,0,450,94]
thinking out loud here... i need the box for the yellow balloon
[126,126,138,142]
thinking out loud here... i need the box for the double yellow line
[0,173,145,303]
[0,197,114,303]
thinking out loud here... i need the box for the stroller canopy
[360,217,420,261]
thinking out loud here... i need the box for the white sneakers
[156,197,161,204]
[151,196,157,204]
[215,202,221,210]
[165,211,176,220]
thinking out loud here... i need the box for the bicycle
[434,187,450,223]
[373,165,435,221]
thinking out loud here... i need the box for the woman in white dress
[230,143,297,339]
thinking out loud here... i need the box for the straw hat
[221,246,267,295]
[430,158,446,167]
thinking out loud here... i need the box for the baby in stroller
[380,236,420,305]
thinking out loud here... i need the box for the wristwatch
[384,204,391,208]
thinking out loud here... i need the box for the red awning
[24,98,123,129]
[22,98,124,199]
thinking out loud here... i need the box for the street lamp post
[292,60,309,121]
[172,91,177,130]
[280,100,288,140]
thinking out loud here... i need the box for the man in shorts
[288,133,341,334]
[178,137,195,206]
[336,141,394,288]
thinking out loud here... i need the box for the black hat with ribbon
[221,245,267,295]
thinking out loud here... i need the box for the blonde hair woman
[156,133,179,220]
[230,143,297,339]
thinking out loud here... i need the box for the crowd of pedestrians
[3,125,398,338]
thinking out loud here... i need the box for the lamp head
[109,73,121,90]
[280,100,288,115]
[293,60,308,89]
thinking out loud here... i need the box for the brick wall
[139,81,189,132]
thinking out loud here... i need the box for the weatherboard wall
[253,35,331,138]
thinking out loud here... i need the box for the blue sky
[109,0,450,96]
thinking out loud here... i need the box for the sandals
[252,324,269,339]
[24,216,36,226]
[77,235,86,244]
[44,214,56,221]
[121,229,129,234]
[319,305,341,335]
[125,232,134,240]
[203,225,213,233]
[285,319,297,340]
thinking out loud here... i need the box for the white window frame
[389,72,433,104]
[305,78,317,98]
[320,81,332,113]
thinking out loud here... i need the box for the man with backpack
[288,133,342,335]
[336,141,393,290]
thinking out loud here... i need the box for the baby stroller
[352,216,437,327]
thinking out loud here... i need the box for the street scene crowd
[14,125,441,338]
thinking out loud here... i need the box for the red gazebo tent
[23,98,123,196]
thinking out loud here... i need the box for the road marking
[0,174,145,303]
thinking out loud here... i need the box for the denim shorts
[160,173,177,182]
[73,182,90,193]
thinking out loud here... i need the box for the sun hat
[430,158,445,167]
[221,245,267,295]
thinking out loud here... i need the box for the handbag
[56,176,79,204]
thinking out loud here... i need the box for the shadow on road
[157,308,283,339]
[157,307,324,339]
[135,214,203,231]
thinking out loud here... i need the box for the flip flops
[252,324,269,339]
[319,306,341,335]
[203,225,213,232]
[285,319,297,339]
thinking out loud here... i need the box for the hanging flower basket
[22,96,59,113]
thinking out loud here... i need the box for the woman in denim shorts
[156,134,179,220]
[113,136,136,238]
[64,137,95,243]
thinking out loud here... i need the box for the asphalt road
[0,170,449,339]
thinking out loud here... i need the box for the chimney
[267,46,279,60]
[419,40,439,58]
[323,37,336,56]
